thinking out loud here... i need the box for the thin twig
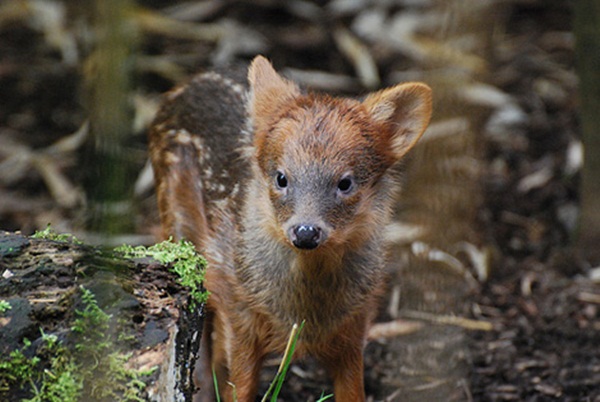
[401,310,493,331]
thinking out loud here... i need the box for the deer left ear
[362,82,432,159]
[248,56,300,130]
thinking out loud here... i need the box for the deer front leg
[194,310,225,402]
[223,337,263,402]
[326,344,366,402]
[320,316,368,402]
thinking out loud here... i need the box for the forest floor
[0,0,598,401]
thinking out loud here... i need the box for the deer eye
[276,171,288,189]
[337,176,354,194]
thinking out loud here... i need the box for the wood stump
[0,231,205,401]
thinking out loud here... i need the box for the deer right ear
[248,56,300,131]
[362,82,432,160]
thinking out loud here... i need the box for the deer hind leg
[148,128,209,249]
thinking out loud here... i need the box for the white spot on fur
[230,183,240,198]
[195,72,246,97]
[174,129,193,144]
[165,151,180,164]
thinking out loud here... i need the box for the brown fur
[149,56,432,401]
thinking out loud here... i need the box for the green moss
[30,229,208,308]
[27,331,82,402]
[116,238,208,308]
[32,225,82,244]
[71,287,112,356]
[0,300,11,314]
[0,287,154,402]
[73,287,154,402]
[0,339,40,390]
[0,332,81,402]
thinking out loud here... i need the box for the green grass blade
[260,321,305,402]
[269,320,305,402]
[316,392,334,401]
[212,365,220,402]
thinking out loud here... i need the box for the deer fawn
[149,56,432,401]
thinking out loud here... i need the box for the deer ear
[248,56,300,127]
[362,82,432,159]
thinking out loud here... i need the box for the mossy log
[0,231,204,401]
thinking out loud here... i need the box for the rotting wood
[0,231,204,402]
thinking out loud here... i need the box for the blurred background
[0,0,598,401]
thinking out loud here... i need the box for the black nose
[291,225,322,250]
